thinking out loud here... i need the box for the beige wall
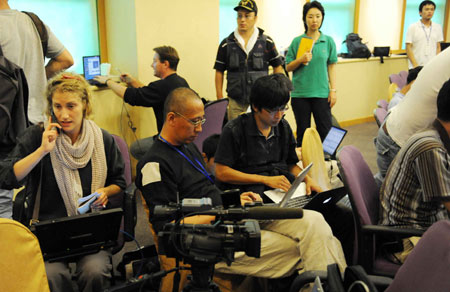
[105,0,138,77]
[257,0,306,51]
[133,0,219,100]
[358,0,404,51]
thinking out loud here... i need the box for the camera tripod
[182,261,221,292]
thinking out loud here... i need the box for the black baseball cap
[234,0,258,14]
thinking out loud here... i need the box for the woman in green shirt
[286,1,337,146]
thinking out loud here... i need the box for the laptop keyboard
[285,195,314,208]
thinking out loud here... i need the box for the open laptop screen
[33,208,122,262]
[322,126,347,156]
[82,55,101,81]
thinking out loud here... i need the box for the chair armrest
[368,274,393,290]
[361,224,424,237]
[123,189,137,241]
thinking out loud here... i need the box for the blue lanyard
[421,22,432,44]
[159,135,214,184]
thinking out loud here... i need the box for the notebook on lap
[32,208,123,262]
[322,126,347,159]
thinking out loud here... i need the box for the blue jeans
[0,189,13,219]
[374,123,401,184]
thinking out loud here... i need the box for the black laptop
[322,126,347,159]
[32,208,123,262]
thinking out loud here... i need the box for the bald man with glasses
[215,74,322,198]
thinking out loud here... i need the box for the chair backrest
[389,73,406,89]
[337,145,380,226]
[386,220,450,292]
[0,218,50,292]
[193,98,229,150]
[374,108,387,127]
[398,70,408,86]
[111,134,136,243]
[377,99,388,111]
[112,134,132,186]
[302,128,332,191]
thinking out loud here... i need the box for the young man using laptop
[215,74,322,198]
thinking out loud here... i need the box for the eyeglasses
[173,111,206,127]
[263,105,289,115]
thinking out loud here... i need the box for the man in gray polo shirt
[0,0,73,218]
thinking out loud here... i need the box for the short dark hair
[437,79,450,122]
[153,46,180,70]
[419,0,436,12]
[250,74,292,112]
[202,134,221,160]
[164,87,201,119]
[303,1,325,33]
[407,66,423,85]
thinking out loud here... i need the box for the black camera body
[154,198,261,266]
[158,220,261,266]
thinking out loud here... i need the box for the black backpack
[0,46,29,158]
[22,11,48,57]
[343,33,371,59]
[0,12,48,158]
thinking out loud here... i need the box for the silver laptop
[278,163,313,208]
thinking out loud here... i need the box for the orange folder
[296,36,314,59]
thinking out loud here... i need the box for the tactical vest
[226,32,269,104]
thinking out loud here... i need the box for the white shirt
[386,47,450,147]
[405,20,443,69]
[234,27,259,55]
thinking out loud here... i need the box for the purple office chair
[376,99,388,110]
[374,108,387,127]
[386,220,450,292]
[111,134,137,243]
[193,98,229,150]
[389,72,406,89]
[398,70,408,87]
[337,146,422,277]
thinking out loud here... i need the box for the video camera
[107,198,303,292]
[154,198,263,266]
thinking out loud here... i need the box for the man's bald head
[164,87,202,119]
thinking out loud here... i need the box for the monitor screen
[322,126,347,156]
[441,42,450,51]
[82,55,100,80]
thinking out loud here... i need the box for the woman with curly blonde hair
[1,72,126,291]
